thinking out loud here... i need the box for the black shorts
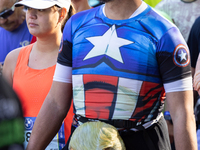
[63,116,171,150]
[119,116,171,150]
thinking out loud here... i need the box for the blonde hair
[69,121,126,150]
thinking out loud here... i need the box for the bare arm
[2,48,21,85]
[26,81,72,150]
[166,90,197,150]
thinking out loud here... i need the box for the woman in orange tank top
[2,0,75,149]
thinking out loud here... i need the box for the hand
[194,70,200,95]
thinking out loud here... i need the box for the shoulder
[5,47,22,63]
[4,47,23,74]
[5,43,33,62]
[140,7,176,40]
[2,47,23,84]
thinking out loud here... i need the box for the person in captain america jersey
[26,0,197,150]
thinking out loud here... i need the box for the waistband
[73,113,163,131]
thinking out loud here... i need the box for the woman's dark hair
[61,5,75,32]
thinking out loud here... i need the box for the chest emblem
[84,25,134,63]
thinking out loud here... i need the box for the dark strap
[75,115,144,128]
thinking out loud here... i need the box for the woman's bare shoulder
[5,47,22,62]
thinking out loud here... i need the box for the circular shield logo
[173,44,190,67]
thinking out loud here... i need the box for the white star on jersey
[84,25,134,63]
[178,50,187,62]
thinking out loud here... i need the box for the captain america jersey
[57,4,192,123]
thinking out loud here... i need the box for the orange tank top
[13,44,73,144]
[13,44,56,117]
